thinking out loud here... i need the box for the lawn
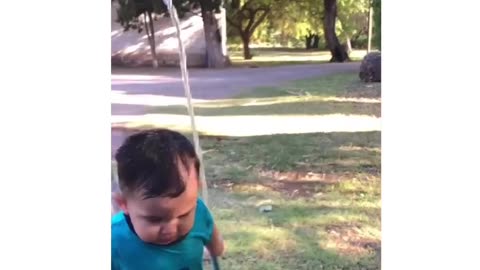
[113,72,381,269]
[228,47,370,67]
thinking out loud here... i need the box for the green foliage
[262,1,324,47]
[227,0,371,49]
[225,0,279,58]
[249,1,321,47]
[115,0,191,32]
[225,0,277,33]
[114,0,376,51]
[337,0,369,45]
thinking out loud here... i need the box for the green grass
[236,72,380,99]
[228,47,369,67]
[200,130,380,269]
[208,186,381,270]
[148,73,381,118]
[116,72,381,269]
[202,73,380,269]
[201,132,380,181]
[151,99,380,117]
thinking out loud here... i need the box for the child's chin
[154,238,176,245]
[140,236,174,245]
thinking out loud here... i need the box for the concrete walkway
[112,63,360,115]
[111,63,361,155]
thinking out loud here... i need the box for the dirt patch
[345,82,381,99]
[258,171,354,198]
[211,172,353,198]
[325,224,381,257]
[211,179,322,198]
[258,170,343,183]
[262,180,328,198]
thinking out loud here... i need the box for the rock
[359,52,381,82]
[257,199,274,213]
[259,205,273,213]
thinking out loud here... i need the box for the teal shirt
[111,199,214,270]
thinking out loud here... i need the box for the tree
[372,0,381,50]
[337,0,369,53]
[223,0,370,54]
[259,1,322,48]
[194,0,230,68]
[226,0,274,59]
[305,29,320,49]
[323,0,350,62]
[116,0,228,68]
[115,0,189,68]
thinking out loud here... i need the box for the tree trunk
[241,33,252,60]
[200,8,229,68]
[145,12,158,68]
[372,0,381,50]
[280,30,288,47]
[323,0,349,62]
[219,7,228,56]
[313,34,320,49]
[305,34,313,50]
[345,34,352,54]
[367,3,373,53]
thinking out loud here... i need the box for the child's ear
[112,192,129,215]
[196,177,202,190]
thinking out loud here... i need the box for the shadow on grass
[113,129,380,177]
[228,48,368,68]
[145,72,381,118]
[217,211,380,270]
[148,99,381,117]
[231,60,331,68]
[237,73,381,99]
[206,181,380,269]
[200,131,381,181]
[112,129,381,179]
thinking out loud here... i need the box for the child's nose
[159,220,178,234]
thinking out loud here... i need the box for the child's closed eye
[145,216,165,223]
[178,210,192,219]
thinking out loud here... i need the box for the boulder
[359,52,381,82]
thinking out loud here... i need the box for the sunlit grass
[202,132,381,181]
[112,114,380,136]
[206,173,381,269]
[149,100,380,117]
[229,48,369,67]
[237,72,380,99]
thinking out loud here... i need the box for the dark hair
[115,129,200,199]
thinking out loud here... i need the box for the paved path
[111,63,361,155]
[112,63,360,115]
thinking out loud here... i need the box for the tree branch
[147,11,155,45]
[143,12,151,43]
[244,7,256,33]
[227,1,271,36]
[250,7,270,33]
[226,16,242,31]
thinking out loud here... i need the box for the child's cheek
[137,222,162,242]
[178,214,195,235]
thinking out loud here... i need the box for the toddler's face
[120,163,199,245]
